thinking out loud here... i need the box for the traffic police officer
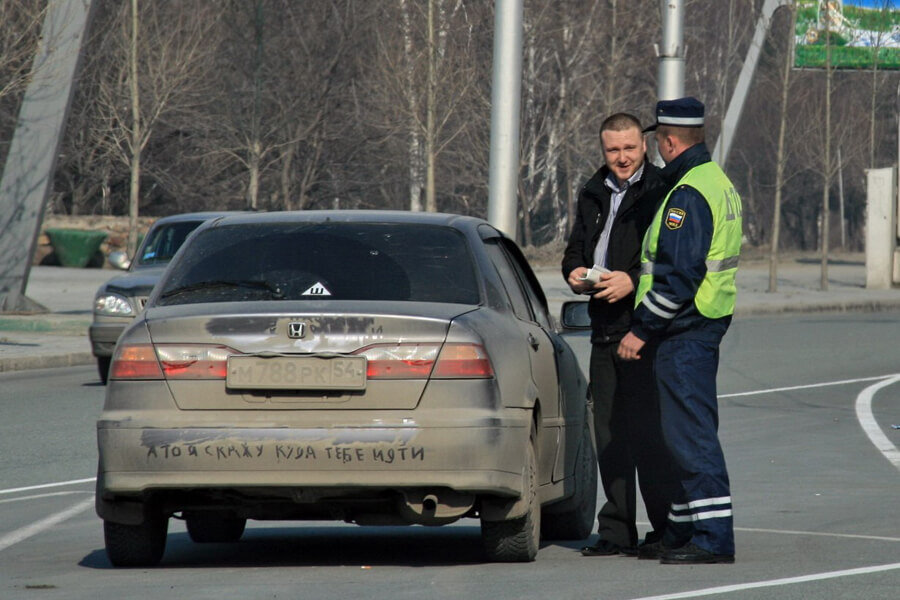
[618,97,741,565]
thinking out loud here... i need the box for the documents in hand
[578,264,610,285]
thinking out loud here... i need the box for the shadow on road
[79,524,584,569]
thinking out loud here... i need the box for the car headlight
[94,293,134,316]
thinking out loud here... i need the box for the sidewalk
[2,254,899,374]
[0,265,107,373]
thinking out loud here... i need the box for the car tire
[185,512,247,543]
[540,415,597,540]
[97,356,111,385]
[103,514,168,567]
[481,431,540,562]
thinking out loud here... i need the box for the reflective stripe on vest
[636,161,742,319]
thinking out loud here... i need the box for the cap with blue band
[644,97,705,132]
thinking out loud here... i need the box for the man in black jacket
[562,112,678,558]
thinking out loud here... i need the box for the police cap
[643,97,705,132]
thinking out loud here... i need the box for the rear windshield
[156,222,481,306]
[137,220,204,266]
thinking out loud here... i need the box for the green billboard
[795,1,900,69]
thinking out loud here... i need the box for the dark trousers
[589,341,679,547]
[656,338,735,555]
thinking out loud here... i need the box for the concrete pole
[0,0,95,312]
[712,0,789,167]
[657,0,685,100]
[865,168,896,289]
[487,0,523,241]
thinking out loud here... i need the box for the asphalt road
[1,312,898,600]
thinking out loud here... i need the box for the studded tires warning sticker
[665,208,686,230]
[302,282,331,296]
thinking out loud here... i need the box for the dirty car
[95,210,595,566]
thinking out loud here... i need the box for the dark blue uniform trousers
[655,338,734,556]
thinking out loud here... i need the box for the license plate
[226,355,367,390]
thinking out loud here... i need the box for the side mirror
[559,300,591,330]
[108,250,131,270]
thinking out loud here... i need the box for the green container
[44,228,108,268]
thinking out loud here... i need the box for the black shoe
[581,539,627,556]
[637,540,664,560]
[659,542,734,564]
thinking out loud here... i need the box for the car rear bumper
[96,418,531,498]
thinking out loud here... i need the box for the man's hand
[617,331,645,361]
[566,267,597,295]
[593,270,634,303]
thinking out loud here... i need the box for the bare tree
[868,0,896,167]
[769,1,796,293]
[92,1,218,253]
[821,3,832,290]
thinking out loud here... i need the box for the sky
[844,1,897,8]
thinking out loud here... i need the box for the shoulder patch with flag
[665,208,686,230]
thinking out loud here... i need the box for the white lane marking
[0,497,94,553]
[627,563,900,600]
[855,375,900,472]
[0,491,93,505]
[734,526,900,543]
[719,374,899,398]
[0,477,96,496]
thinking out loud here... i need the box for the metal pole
[487,0,523,241]
[0,0,95,312]
[712,0,789,167]
[657,0,685,100]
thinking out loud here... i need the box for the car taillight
[109,344,164,380]
[353,342,493,379]
[155,344,236,379]
[432,343,494,378]
[109,344,236,380]
[353,343,440,379]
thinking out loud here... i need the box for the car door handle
[527,332,539,350]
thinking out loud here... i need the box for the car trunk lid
[144,303,473,410]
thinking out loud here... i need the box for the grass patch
[795,44,900,69]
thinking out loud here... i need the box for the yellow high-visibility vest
[636,161,742,319]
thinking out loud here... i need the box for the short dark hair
[656,124,705,146]
[599,113,643,138]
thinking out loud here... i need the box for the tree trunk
[127,0,141,258]
[769,1,794,293]
[247,138,260,210]
[425,0,437,212]
[519,179,532,247]
[400,0,423,211]
[280,142,295,211]
[604,0,617,111]
[821,11,831,290]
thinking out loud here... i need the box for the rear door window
[157,222,481,306]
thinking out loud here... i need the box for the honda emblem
[288,322,306,339]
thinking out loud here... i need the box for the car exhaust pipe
[422,494,439,514]
[399,489,475,525]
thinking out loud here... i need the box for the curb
[733,298,900,317]
[0,351,95,374]
[0,316,91,335]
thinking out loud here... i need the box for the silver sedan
[96,210,596,566]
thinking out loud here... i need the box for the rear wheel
[541,414,597,540]
[97,356,111,384]
[481,433,540,562]
[185,512,247,543]
[103,514,168,567]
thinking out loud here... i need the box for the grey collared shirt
[593,164,644,268]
